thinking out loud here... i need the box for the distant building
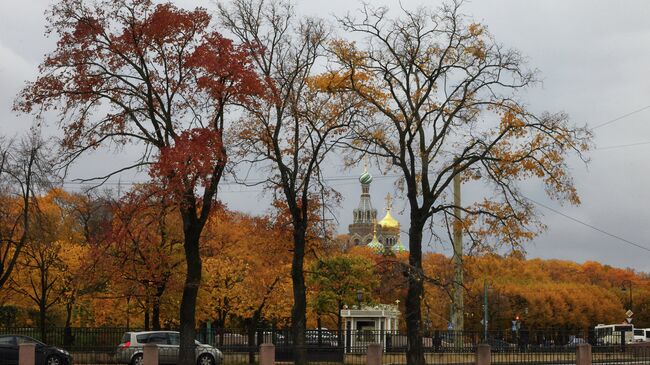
[348,168,406,253]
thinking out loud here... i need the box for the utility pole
[483,281,489,341]
[452,170,464,331]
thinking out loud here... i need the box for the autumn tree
[418,252,645,331]
[101,186,184,330]
[0,131,56,289]
[200,209,292,364]
[200,209,292,329]
[218,1,363,363]
[10,189,74,342]
[327,2,591,363]
[17,0,263,362]
[308,253,377,333]
[44,191,112,344]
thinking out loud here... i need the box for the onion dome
[368,220,383,252]
[391,240,406,253]
[379,209,400,231]
[359,170,373,184]
[368,235,383,252]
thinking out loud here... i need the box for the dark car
[484,337,517,352]
[0,335,72,365]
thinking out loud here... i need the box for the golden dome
[379,209,400,230]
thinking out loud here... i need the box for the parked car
[484,337,517,352]
[565,336,587,348]
[261,331,286,345]
[116,331,223,365]
[0,335,72,365]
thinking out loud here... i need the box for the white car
[115,331,223,365]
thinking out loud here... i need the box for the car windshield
[17,337,45,346]
[169,333,180,346]
[0,336,15,345]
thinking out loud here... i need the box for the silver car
[116,331,223,365]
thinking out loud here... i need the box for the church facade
[347,168,405,253]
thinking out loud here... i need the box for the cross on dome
[385,193,393,210]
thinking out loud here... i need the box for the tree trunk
[152,282,166,330]
[40,269,47,343]
[291,228,307,365]
[144,295,150,331]
[246,313,261,365]
[178,223,202,365]
[39,301,47,344]
[406,219,425,365]
[64,301,73,348]
[337,301,343,348]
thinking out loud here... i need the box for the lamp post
[356,290,363,309]
[451,167,464,332]
[621,280,633,312]
[483,280,489,342]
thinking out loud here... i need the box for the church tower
[348,167,378,245]
[377,193,406,253]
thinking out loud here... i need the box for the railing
[1,327,647,364]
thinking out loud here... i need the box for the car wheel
[131,354,143,365]
[46,355,63,365]
[197,354,215,365]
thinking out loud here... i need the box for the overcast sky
[2,0,650,271]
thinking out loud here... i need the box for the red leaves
[144,4,210,45]
[72,17,103,41]
[150,128,226,197]
[188,33,264,105]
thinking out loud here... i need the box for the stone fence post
[143,343,159,365]
[260,343,275,365]
[367,343,383,365]
[476,343,491,365]
[576,343,592,365]
[19,343,36,365]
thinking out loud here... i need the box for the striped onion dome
[359,170,373,184]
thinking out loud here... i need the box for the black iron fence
[2,327,650,364]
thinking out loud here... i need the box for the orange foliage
[422,253,649,331]
[198,209,293,328]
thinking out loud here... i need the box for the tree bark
[39,268,47,344]
[406,219,425,365]
[64,301,73,348]
[291,227,307,365]
[337,301,343,348]
[178,222,202,365]
[246,313,261,365]
[144,294,150,331]
[39,301,47,343]
[152,282,166,330]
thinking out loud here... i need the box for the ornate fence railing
[1,326,647,364]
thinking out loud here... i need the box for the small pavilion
[340,303,400,352]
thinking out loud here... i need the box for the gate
[274,329,344,362]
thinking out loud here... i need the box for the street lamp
[356,290,363,309]
[621,280,633,312]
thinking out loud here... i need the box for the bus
[633,328,650,342]
[595,324,634,344]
